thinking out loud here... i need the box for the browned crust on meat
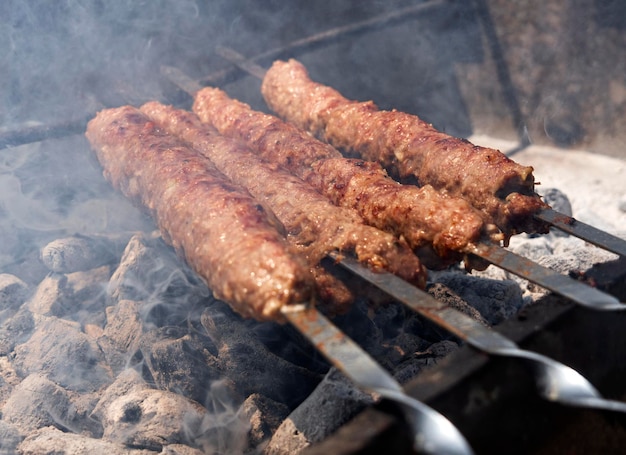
[85,106,313,321]
[193,87,501,269]
[140,101,426,290]
[261,59,550,238]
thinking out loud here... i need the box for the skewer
[281,303,475,455]
[536,208,626,258]
[466,243,624,310]
[0,115,93,150]
[330,252,626,414]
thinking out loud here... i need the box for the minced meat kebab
[193,87,502,270]
[261,59,550,239]
[86,106,314,321]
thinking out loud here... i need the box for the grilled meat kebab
[193,87,501,269]
[261,59,550,239]
[85,106,314,321]
[140,101,426,293]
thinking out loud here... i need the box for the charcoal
[332,300,452,373]
[0,307,35,355]
[430,272,524,325]
[12,315,112,391]
[0,274,29,319]
[25,273,72,317]
[99,299,145,374]
[40,234,125,274]
[65,265,111,320]
[0,420,24,455]
[17,426,157,455]
[108,233,207,327]
[2,373,101,436]
[0,355,20,410]
[241,393,290,449]
[264,368,374,455]
[427,281,488,327]
[201,306,323,407]
[91,368,151,423]
[192,379,252,454]
[138,326,224,405]
[393,339,460,384]
[101,388,210,451]
[159,444,205,455]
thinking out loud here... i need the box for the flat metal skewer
[467,243,625,311]
[282,303,475,455]
[536,208,626,257]
[329,252,626,414]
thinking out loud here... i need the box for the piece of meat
[261,59,550,239]
[140,101,426,290]
[193,87,501,269]
[85,106,314,322]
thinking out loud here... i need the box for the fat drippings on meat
[261,59,550,239]
[85,106,314,321]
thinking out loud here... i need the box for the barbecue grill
[2,1,626,453]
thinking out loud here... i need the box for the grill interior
[2,1,626,453]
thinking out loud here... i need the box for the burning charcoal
[334,301,438,371]
[137,326,224,405]
[430,272,524,325]
[393,339,460,384]
[99,299,145,374]
[108,233,207,327]
[25,266,109,322]
[427,282,488,326]
[0,274,29,317]
[0,307,35,356]
[193,379,252,454]
[0,420,24,454]
[17,426,156,455]
[65,265,111,317]
[12,316,112,391]
[2,373,101,436]
[264,368,374,455]
[91,368,151,424]
[201,306,322,407]
[241,393,290,449]
[25,273,72,317]
[101,388,211,451]
[40,234,126,274]
[0,355,20,409]
[160,444,206,455]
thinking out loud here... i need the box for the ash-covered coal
[0,227,466,454]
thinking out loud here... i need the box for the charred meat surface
[261,59,550,238]
[193,87,500,269]
[139,101,426,296]
[85,106,314,321]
